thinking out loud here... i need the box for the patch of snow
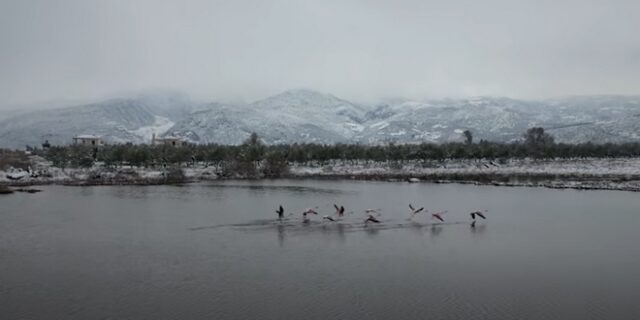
[131,116,174,142]
[345,122,365,132]
[371,121,390,130]
[390,130,407,136]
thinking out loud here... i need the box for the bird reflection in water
[471,223,487,235]
[277,224,285,247]
[365,226,380,236]
[409,221,426,236]
[319,222,347,243]
[336,223,346,242]
[430,224,443,238]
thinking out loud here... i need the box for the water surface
[1,180,639,319]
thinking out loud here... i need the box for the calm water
[1,180,640,319]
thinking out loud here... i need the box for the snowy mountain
[164,89,366,144]
[1,90,639,148]
[0,92,196,148]
[358,97,537,144]
[167,92,640,145]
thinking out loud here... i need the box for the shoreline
[2,172,640,193]
[2,157,640,192]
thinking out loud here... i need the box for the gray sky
[1,0,639,110]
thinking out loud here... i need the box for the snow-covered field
[289,158,640,191]
[289,158,640,177]
[2,156,640,191]
[0,156,219,186]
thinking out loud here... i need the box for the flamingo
[323,215,336,222]
[409,204,425,217]
[431,210,447,222]
[301,207,319,223]
[299,208,317,224]
[365,214,381,224]
[470,210,487,220]
[276,205,284,219]
[303,208,319,215]
[334,204,345,216]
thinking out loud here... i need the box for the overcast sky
[1,0,639,109]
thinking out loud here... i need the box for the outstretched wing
[334,204,339,211]
[409,204,415,211]
[416,207,424,213]
[476,212,486,219]
[366,216,381,223]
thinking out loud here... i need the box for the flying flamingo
[334,204,345,217]
[323,215,336,222]
[431,210,447,222]
[470,210,487,220]
[276,205,284,219]
[365,214,381,224]
[303,208,319,215]
[301,207,318,223]
[409,204,425,217]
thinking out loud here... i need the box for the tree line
[30,128,640,177]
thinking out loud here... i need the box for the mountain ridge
[1,90,639,148]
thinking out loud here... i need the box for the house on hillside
[72,135,103,146]
[151,133,186,146]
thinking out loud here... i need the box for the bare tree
[463,130,473,144]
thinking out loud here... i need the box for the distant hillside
[1,90,639,148]
[0,92,196,148]
[166,91,640,145]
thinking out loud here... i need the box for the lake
[1,180,639,319]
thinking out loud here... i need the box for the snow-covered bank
[290,158,640,177]
[288,158,640,192]
[0,156,219,186]
[2,156,640,192]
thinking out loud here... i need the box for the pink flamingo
[365,214,381,224]
[334,204,345,216]
[409,204,425,217]
[431,210,448,222]
[470,210,487,220]
[276,205,284,219]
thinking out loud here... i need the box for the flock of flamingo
[275,204,487,227]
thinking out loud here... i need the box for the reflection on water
[276,224,285,247]
[471,222,487,235]
[107,184,228,201]
[1,180,640,320]
[205,182,354,195]
[190,218,470,239]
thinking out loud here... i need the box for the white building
[72,135,103,146]
[151,133,186,146]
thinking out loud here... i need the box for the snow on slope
[130,116,175,143]
[160,93,640,145]
[0,93,195,148]
[164,89,366,145]
[2,91,640,148]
